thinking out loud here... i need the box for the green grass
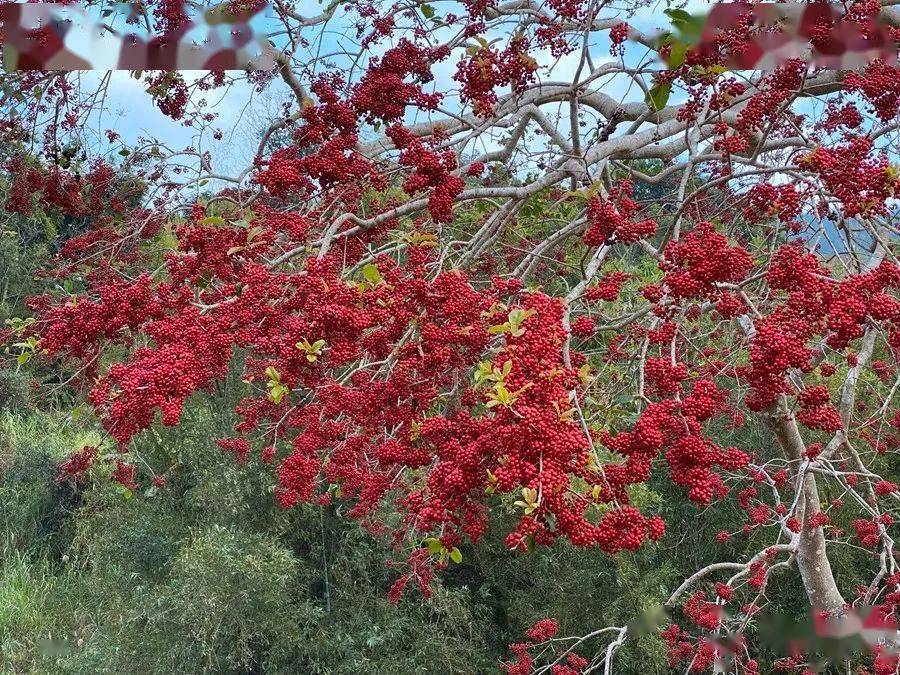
[0,551,72,672]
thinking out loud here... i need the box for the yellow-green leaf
[362,263,382,285]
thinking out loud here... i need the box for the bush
[0,368,30,411]
[161,526,306,670]
[0,403,786,673]
[59,525,309,674]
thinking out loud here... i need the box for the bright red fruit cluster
[741,246,900,413]
[57,445,99,482]
[660,221,753,302]
[504,618,590,675]
[11,7,900,672]
[583,180,657,247]
[388,125,465,223]
[454,36,538,117]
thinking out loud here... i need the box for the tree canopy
[3,0,900,672]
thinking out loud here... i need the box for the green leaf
[296,338,326,363]
[449,547,463,564]
[488,323,510,335]
[423,537,443,555]
[646,82,672,111]
[268,383,288,405]
[362,263,382,285]
[474,361,494,385]
[664,8,706,44]
[666,39,688,69]
[506,308,536,337]
[664,8,693,25]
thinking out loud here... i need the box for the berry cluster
[743,183,802,228]
[504,618,589,675]
[57,445,99,482]
[800,136,898,219]
[387,125,465,223]
[586,271,629,302]
[453,36,538,117]
[351,40,447,123]
[583,180,656,247]
[660,221,753,302]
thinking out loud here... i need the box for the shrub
[0,368,30,412]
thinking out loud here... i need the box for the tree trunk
[764,398,846,613]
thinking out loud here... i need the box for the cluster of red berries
[609,22,629,54]
[504,618,589,675]
[387,549,435,604]
[111,459,138,491]
[820,102,863,132]
[853,519,881,549]
[388,125,464,223]
[147,72,190,120]
[351,39,447,123]
[743,183,802,227]
[845,60,900,123]
[5,156,120,217]
[453,36,538,117]
[37,274,164,360]
[660,221,754,302]
[794,385,843,433]
[602,382,748,508]
[737,60,805,134]
[742,246,900,412]
[586,271,629,302]
[57,445,99,482]
[570,315,595,336]
[800,136,898,219]
[152,0,190,33]
[583,180,656,247]
[535,21,574,58]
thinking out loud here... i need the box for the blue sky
[72,0,890,196]
[81,0,692,177]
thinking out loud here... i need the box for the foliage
[2,1,900,672]
[0,406,681,673]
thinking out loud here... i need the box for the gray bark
[764,398,846,613]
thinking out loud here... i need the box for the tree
[3,0,900,671]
